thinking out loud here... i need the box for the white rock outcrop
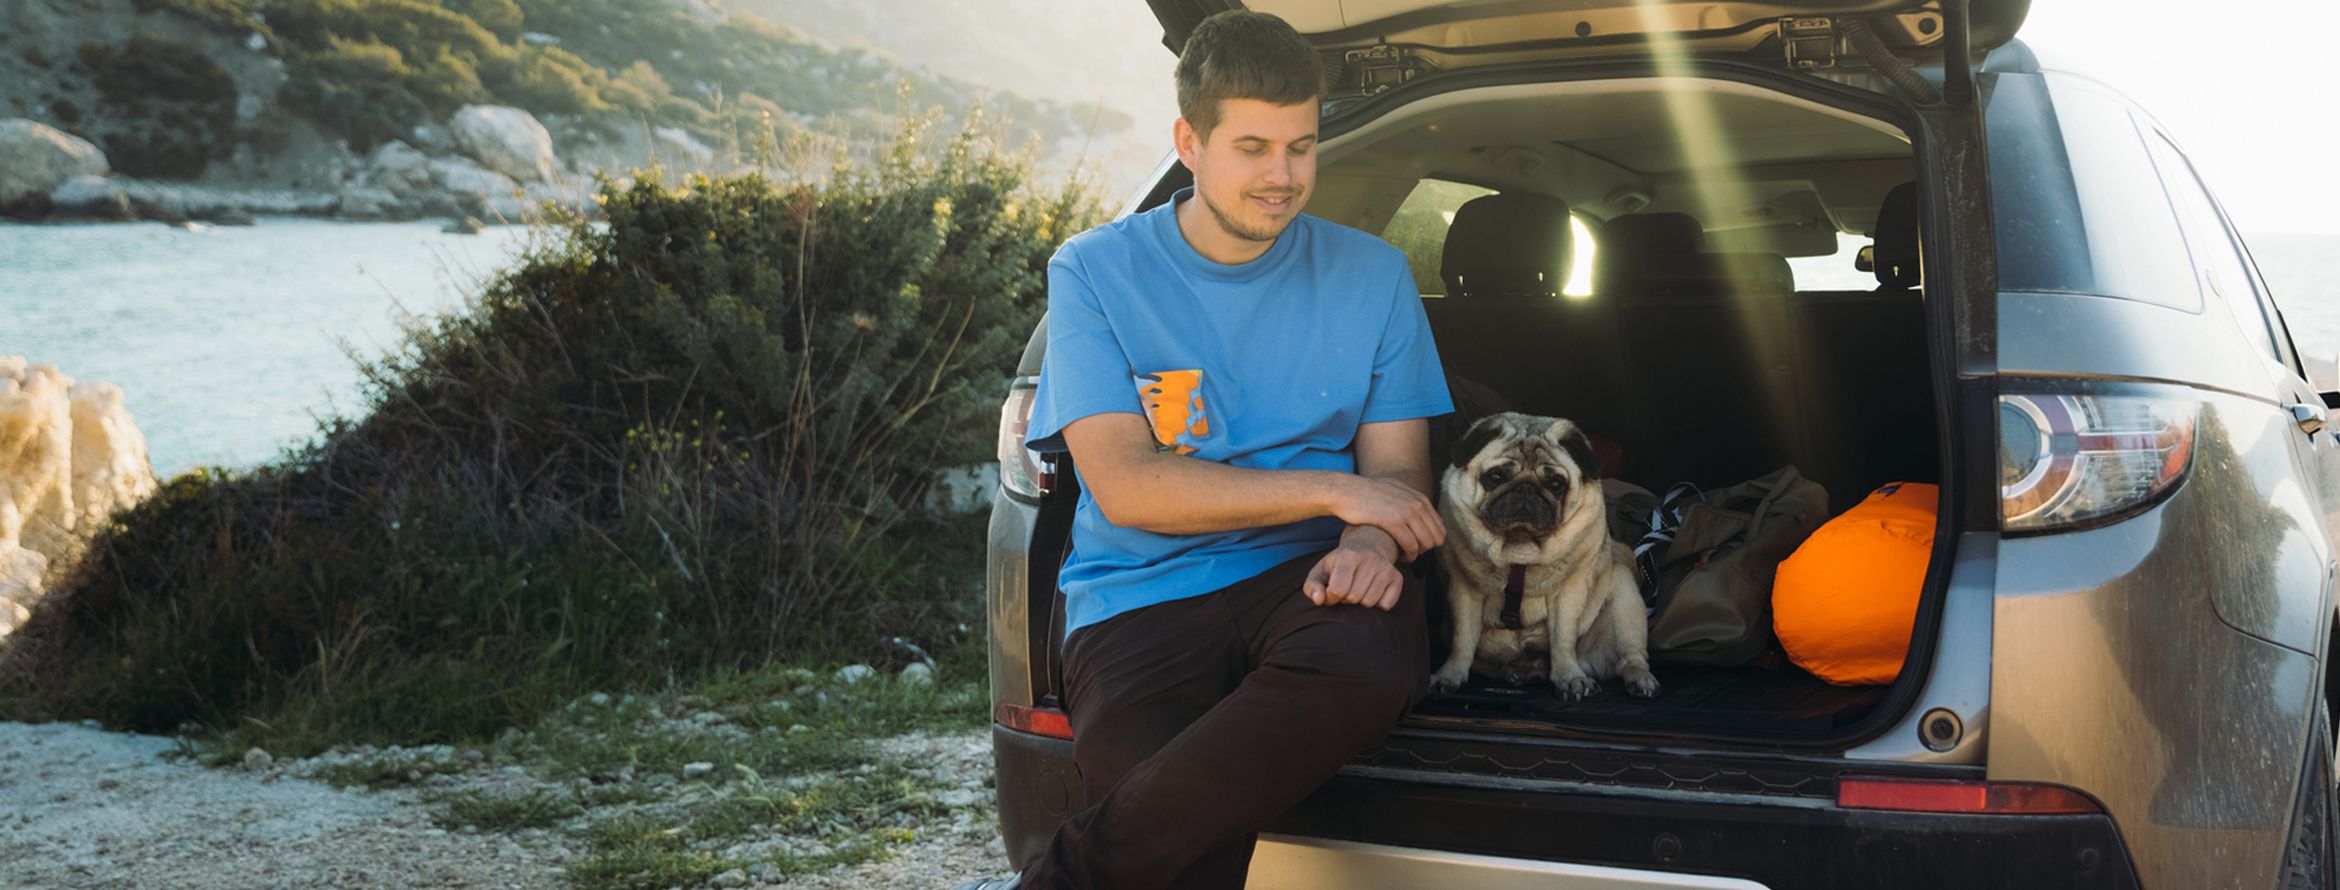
[0,119,110,208]
[449,105,557,184]
[46,174,135,220]
[0,359,157,635]
[368,140,436,197]
[429,155,522,199]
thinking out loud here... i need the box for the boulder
[0,119,109,211]
[336,183,401,220]
[449,105,557,184]
[0,359,154,635]
[430,156,533,219]
[429,156,521,199]
[46,175,135,221]
[408,124,454,154]
[367,141,434,197]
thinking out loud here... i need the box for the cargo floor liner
[1408,661,1889,739]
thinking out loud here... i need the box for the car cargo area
[1313,77,1942,742]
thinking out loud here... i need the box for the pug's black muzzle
[1480,480,1562,536]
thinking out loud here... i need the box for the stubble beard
[1199,185,1299,244]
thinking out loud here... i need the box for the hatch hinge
[1341,45,1429,96]
[1779,16,1842,70]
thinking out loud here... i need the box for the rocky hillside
[0,0,1130,223]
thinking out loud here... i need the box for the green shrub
[465,0,524,38]
[484,44,610,114]
[0,121,1099,749]
[411,48,490,107]
[84,37,238,179]
[281,76,428,152]
[135,0,263,34]
[310,36,409,80]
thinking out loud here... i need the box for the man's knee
[1295,597,1430,715]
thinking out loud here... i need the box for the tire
[2284,696,2337,890]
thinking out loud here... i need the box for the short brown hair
[1175,11,1324,137]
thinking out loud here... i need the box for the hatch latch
[1780,17,1841,70]
[1342,45,1423,95]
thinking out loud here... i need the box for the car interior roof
[1312,78,1915,239]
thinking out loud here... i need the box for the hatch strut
[1941,0,1975,106]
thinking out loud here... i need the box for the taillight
[1837,776,2100,815]
[997,703,1073,739]
[998,377,1056,500]
[1999,393,2196,533]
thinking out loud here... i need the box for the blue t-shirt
[1025,187,1453,633]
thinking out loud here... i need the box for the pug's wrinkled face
[1446,413,1602,562]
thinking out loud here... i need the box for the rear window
[1384,178,1608,298]
[1383,179,1494,295]
[1984,73,2203,310]
[1783,232,1881,292]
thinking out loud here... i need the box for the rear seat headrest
[1618,252,1796,298]
[1593,212,1706,294]
[1440,192,1574,298]
[1872,181,1920,289]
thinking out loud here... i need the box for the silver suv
[985,2,2340,886]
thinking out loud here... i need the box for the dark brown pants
[1019,550,1430,890]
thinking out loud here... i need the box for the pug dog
[1429,413,1660,701]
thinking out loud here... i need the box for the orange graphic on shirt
[1136,369,1210,455]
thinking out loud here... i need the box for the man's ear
[1172,117,1201,169]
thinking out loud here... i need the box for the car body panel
[1838,531,1992,763]
[1988,394,2322,889]
[1244,834,1770,889]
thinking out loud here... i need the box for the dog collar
[1499,564,1526,630]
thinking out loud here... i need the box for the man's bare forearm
[1062,413,1441,552]
[1335,418,1437,559]
[1090,450,1354,535]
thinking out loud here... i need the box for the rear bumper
[992,725,2141,888]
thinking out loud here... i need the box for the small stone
[242,748,273,770]
[588,693,612,707]
[97,779,120,791]
[710,869,748,888]
[682,762,715,780]
[748,862,780,881]
[899,663,935,686]
[786,724,809,734]
[834,664,876,684]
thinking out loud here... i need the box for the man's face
[1174,97,1319,245]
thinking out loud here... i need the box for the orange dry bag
[1772,482,1936,686]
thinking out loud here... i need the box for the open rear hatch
[1145,0,2029,89]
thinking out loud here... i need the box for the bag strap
[1741,465,1803,540]
[1632,481,1704,600]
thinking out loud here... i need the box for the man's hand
[1327,474,1444,562]
[1305,527,1408,610]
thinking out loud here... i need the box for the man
[957,10,1452,890]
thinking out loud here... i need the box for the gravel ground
[0,721,1003,890]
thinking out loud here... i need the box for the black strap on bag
[1631,481,1704,610]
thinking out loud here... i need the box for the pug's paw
[1622,666,1661,699]
[1428,664,1472,694]
[1551,672,1601,701]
